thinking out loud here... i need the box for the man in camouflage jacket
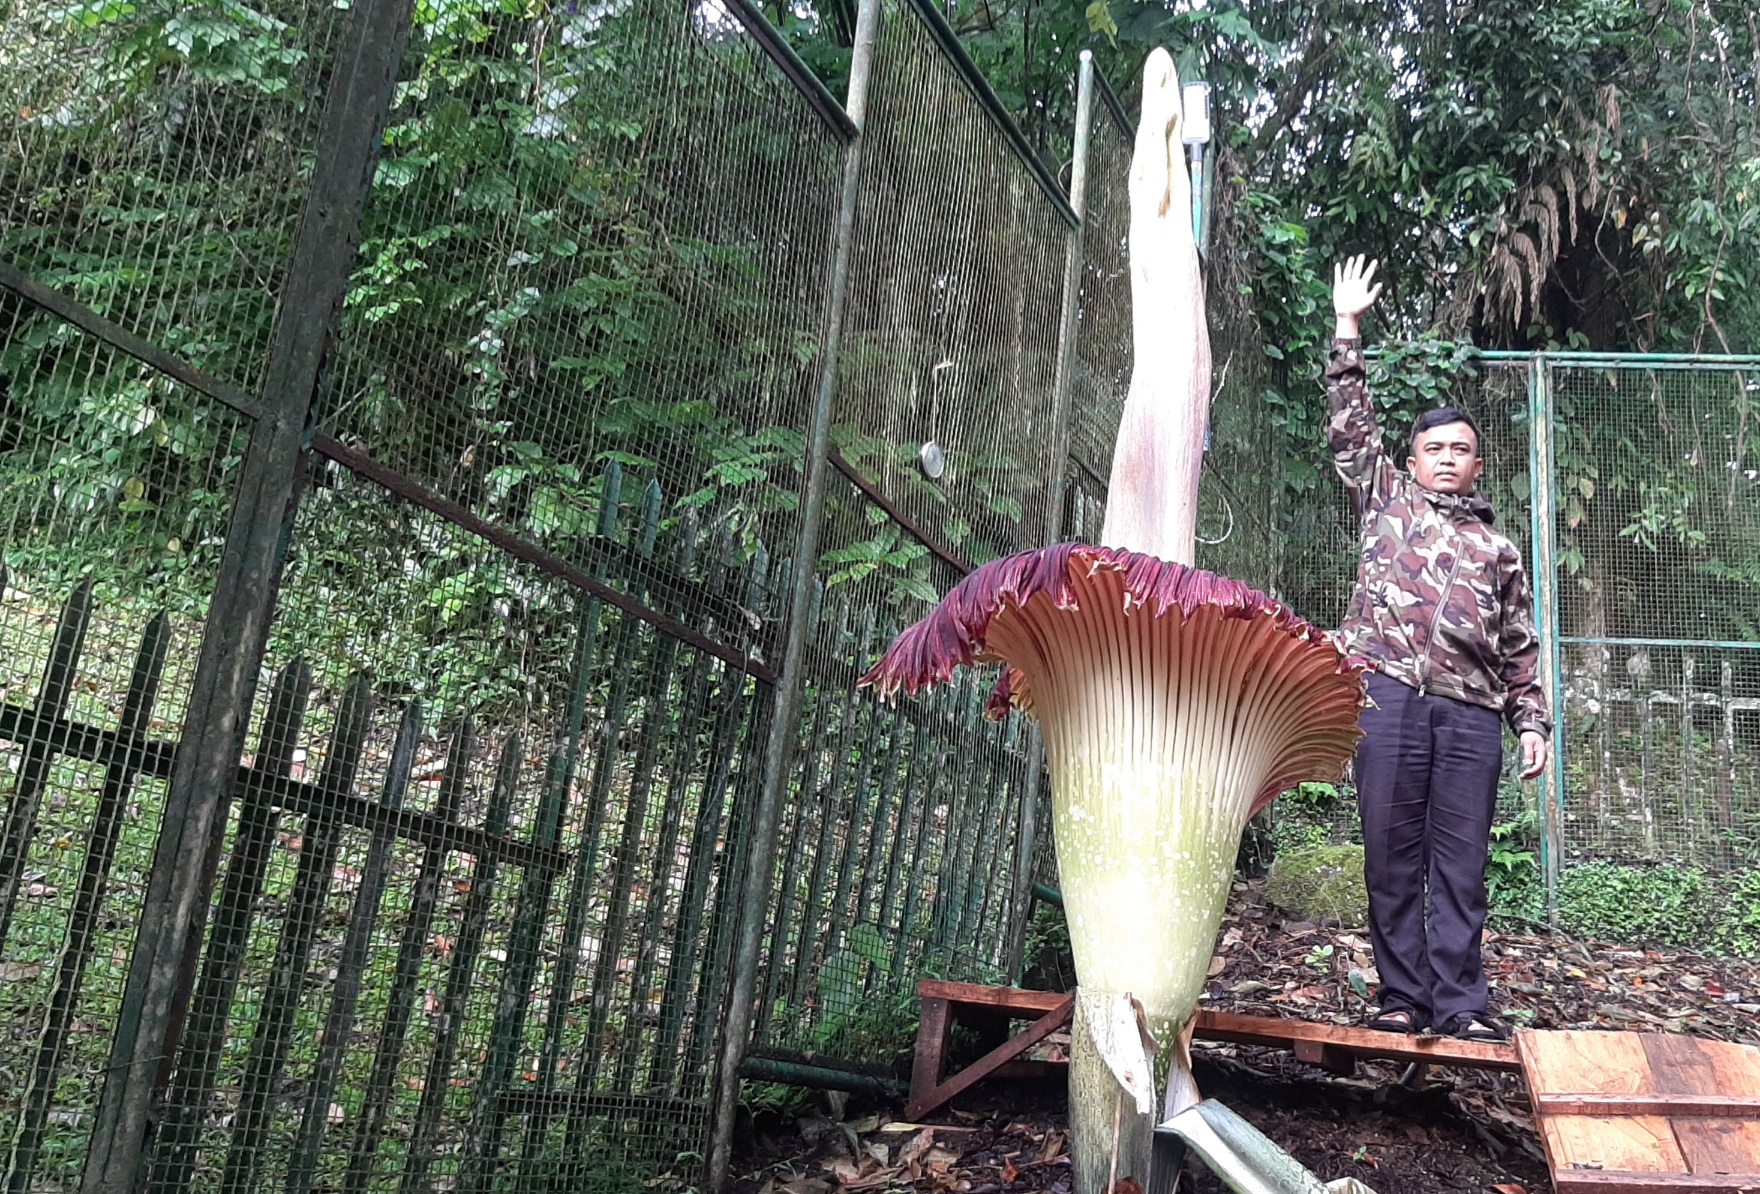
[1326,256,1551,1043]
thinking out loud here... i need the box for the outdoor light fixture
[1181,81,1211,248]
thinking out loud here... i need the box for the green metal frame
[1525,357,1565,910]
[1479,349,1760,367]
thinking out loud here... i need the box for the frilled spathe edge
[857,543,1367,711]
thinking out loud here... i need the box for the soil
[730,879,1760,1194]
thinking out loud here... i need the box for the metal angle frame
[0,261,263,420]
[896,0,1079,228]
[827,448,972,575]
[0,270,773,683]
[716,0,859,142]
[314,435,777,681]
[0,701,565,870]
[1092,60,1133,139]
[706,0,883,1182]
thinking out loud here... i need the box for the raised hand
[1333,255,1383,338]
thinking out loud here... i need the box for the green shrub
[1487,813,1545,921]
[1021,899,1074,992]
[1708,870,1760,956]
[1557,863,1711,945]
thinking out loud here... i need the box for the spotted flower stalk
[860,51,1368,1194]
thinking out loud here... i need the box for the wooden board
[905,981,1523,1122]
[1194,1008,1521,1072]
[906,982,1075,1120]
[1517,1029,1760,1193]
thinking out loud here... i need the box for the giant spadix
[858,49,1368,1194]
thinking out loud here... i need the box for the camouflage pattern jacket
[1326,338,1551,737]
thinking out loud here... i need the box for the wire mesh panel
[122,0,849,1179]
[729,0,1071,1076]
[0,0,349,393]
[830,0,1068,571]
[1549,362,1760,871]
[0,303,253,1191]
[143,457,775,1194]
[748,478,1031,1069]
[318,0,844,627]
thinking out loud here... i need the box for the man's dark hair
[1409,406,1482,455]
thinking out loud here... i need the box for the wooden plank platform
[1518,1029,1760,1193]
[907,981,1760,1192]
[906,980,1518,1120]
[1194,1007,1520,1073]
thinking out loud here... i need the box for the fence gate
[1525,353,1760,897]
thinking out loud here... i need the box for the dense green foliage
[858,0,1760,638]
[1557,862,1760,954]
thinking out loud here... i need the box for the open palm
[1334,255,1383,317]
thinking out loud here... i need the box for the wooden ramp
[907,982,1760,1193]
[1517,1029,1760,1192]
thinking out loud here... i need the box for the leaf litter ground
[732,879,1760,1194]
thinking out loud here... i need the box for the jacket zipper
[1417,520,1465,697]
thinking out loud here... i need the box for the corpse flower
[859,50,1368,1194]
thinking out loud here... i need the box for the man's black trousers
[1355,671,1503,1030]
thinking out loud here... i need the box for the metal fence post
[1006,50,1095,981]
[77,3,412,1189]
[705,0,881,1185]
[1527,354,1565,916]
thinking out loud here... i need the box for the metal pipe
[1188,144,1205,249]
[1527,356,1566,917]
[1476,349,1760,367]
[1009,50,1093,983]
[1032,882,1064,908]
[1043,49,1093,551]
[737,1057,909,1098]
[1560,635,1760,651]
[705,0,882,1183]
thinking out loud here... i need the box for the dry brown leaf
[923,1147,961,1169]
[896,1128,936,1168]
[824,1159,864,1185]
[1036,1132,1065,1163]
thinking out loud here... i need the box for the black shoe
[1441,1012,1509,1043]
[1367,1007,1422,1035]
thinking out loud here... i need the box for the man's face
[1407,420,1484,495]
